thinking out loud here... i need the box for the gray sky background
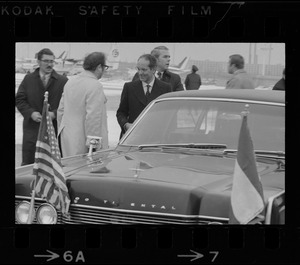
[16,42,285,66]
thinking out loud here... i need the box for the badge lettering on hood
[130,203,176,211]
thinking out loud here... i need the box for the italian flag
[229,114,265,224]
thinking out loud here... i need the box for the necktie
[42,75,47,87]
[146,84,151,103]
[157,72,162,80]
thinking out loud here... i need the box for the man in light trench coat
[57,52,109,157]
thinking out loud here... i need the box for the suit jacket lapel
[150,78,163,101]
[133,81,147,106]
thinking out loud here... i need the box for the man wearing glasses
[57,52,110,157]
[16,48,68,166]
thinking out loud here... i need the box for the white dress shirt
[142,78,155,95]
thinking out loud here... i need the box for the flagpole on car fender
[27,91,49,224]
[27,178,36,224]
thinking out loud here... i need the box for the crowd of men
[15,46,285,166]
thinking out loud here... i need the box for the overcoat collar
[33,67,61,89]
[161,70,171,81]
[79,70,98,80]
[33,67,60,80]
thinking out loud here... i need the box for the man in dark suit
[16,48,68,165]
[132,46,184,92]
[273,68,285,91]
[117,54,171,139]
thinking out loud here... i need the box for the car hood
[16,148,284,218]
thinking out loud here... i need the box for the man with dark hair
[273,68,285,91]
[117,54,171,138]
[57,52,109,157]
[184,65,202,90]
[132,46,184,92]
[226,54,254,89]
[16,48,68,166]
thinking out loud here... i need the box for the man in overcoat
[117,54,171,139]
[16,48,68,166]
[226,54,254,89]
[184,65,202,90]
[57,52,109,157]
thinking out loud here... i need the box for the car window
[122,99,285,152]
[176,108,202,128]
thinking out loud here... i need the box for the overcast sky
[16,42,285,66]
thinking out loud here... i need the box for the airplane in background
[54,51,67,64]
[106,43,120,70]
[53,51,78,75]
[64,43,120,69]
[68,44,121,76]
[20,58,38,73]
[168,56,190,74]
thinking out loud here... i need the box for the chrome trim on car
[65,203,228,221]
[265,190,285,224]
[16,195,46,202]
[154,97,285,106]
[61,203,228,225]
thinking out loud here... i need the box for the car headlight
[36,203,57,224]
[15,201,35,224]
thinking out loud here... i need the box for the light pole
[261,44,273,76]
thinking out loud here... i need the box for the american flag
[229,112,265,224]
[32,96,70,216]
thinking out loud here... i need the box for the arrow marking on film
[178,249,204,262]
[34,250,59,262]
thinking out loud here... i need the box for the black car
[16,89,285,225]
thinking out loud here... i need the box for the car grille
[61,204,227,225]
[15,197,227,225]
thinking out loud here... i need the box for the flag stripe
[36,140,63,166]
[34,162,68,192]
[34,144,64,173]
[32,98,70,216]
[33,145,68,191]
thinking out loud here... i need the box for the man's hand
[31,112,42,122]
[124,123,132,131]
[49,111,56,120]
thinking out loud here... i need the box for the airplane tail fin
[107,43,120,70]
[57,51,66,59]
[176,56,189,70]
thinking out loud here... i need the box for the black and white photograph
[15,42,285,225]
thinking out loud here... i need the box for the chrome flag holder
[87,136,102,160]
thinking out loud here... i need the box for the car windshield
[121,99,285,152]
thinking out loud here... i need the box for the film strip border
[1,226,299,263]
[2,1,300,264]
[0,2,298,41]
